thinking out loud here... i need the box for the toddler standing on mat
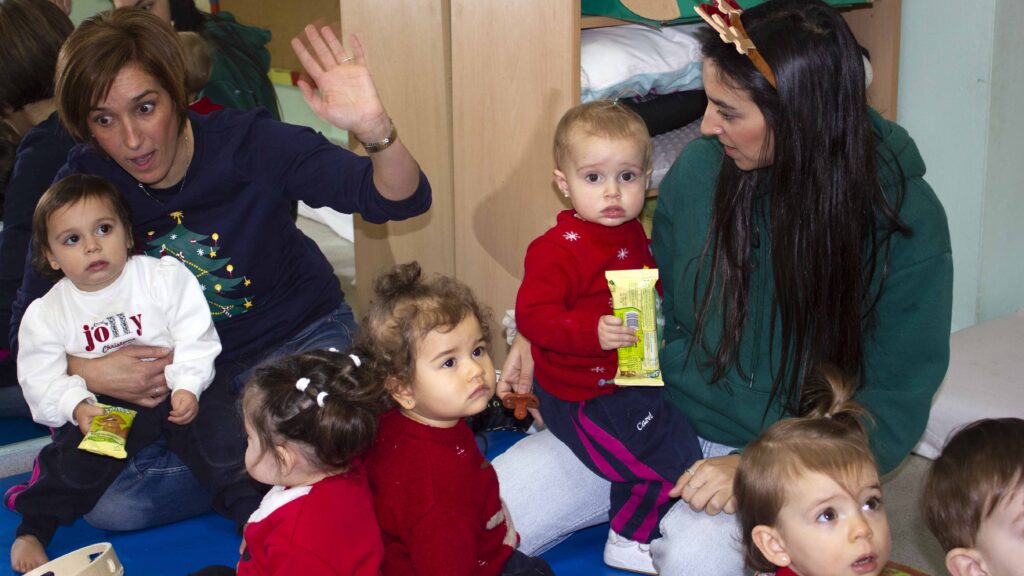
[514,100,701,574]
[9,174,259,573]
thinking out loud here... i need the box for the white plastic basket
[24,543,123,576]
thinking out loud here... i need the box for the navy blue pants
[535,382,701,543]
[14,368,260,546]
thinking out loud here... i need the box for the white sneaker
[603,529,657,574]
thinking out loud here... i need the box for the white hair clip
[349,354,361,367]
[295,377,311,393]
[316,391,329,408]
[328,347,339,353]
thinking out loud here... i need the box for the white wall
[898,0,1024,330]
[979,0,1024,322]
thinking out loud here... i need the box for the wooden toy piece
[501,393,540,420]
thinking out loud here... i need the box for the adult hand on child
[670,454,740,516]
[67,345,172,409]
[291,26,389,144]
[73,401,105,436]
[168,390,199,425]
[598,314,638,351]
[498,333,543,426]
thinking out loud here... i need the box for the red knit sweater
[516,210,657,401]
[365,410,516,576]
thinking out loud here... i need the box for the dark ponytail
[242,348,390,472]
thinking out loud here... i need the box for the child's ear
[387,376,416,411]
[945,547,988,576]
[751,525,791,568]
[275,444,295,476]
[553,169,570,198]
[44,248,60,271]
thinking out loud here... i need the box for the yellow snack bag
[78,404,136,459]
[606,268,663,386]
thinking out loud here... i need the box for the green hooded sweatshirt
[651,111,953,473]
[199,12,280,121]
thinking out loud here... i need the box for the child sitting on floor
[734,365,893,576]
[922,417,1024,576]
[9,174,256,573]
[514,100,701,574]
[199,349,386,575]
[362,262,553,576]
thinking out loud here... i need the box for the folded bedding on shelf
[581,23,704,102]
[650,116,704,189]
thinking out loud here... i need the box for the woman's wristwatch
[358,123,398,154]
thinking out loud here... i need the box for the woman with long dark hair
[113,0,280,119]
[494,0,953,572]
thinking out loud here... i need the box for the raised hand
[291,25,391,144]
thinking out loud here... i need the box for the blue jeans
[84,303,357,530]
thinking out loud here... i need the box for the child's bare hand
[73,401,104,436]
[168,390,199,425]
[598,315,638,351]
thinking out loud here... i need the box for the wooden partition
[221,0,339,73]
[844,0,902,119]
[450,1,580,355]
[340,1,456,311]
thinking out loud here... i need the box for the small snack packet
[606,268,663,386]
[78,404,136,459]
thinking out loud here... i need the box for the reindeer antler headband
[695,0,777,88]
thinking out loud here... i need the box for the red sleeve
[516,238,606,357]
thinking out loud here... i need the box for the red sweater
[365,410,516,576]
[238,469,383,576]
[189,96,224,114]
[516,210,657,401]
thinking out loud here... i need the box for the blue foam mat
[0,432,631,575]
[0,420,47,447]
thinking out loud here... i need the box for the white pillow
[913,311,1024,459]
[581,24,704,102]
